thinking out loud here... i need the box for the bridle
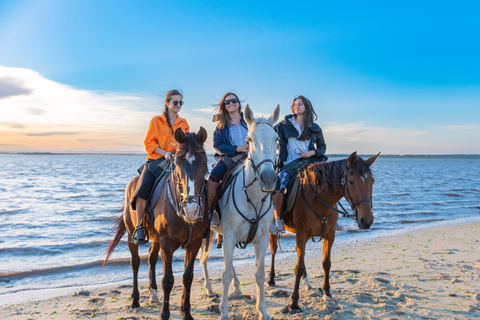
[229,120,276,249]
[167,150,207,222]
[341,168,373,220]
[299,165,373,241]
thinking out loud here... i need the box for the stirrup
[269,220,278,235]
[275,219,286,233]
[211,210,220,226]
[132,226,149,245]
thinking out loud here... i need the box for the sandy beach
[2,221,479,320]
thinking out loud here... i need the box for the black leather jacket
[274,114,327,169]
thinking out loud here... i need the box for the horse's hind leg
[127,241,141,308]
[253,235,271,320]
[160,241,175,320]
[267,232,278,286]
[148,241,161,303]
[322,232,335,301]
[289,232,307,313]
[182,238,203,320]
[231,265,243,298]
[302,270,313,290]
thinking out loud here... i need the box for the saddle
[214,155,247,216]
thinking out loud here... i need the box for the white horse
[202,104,279,320]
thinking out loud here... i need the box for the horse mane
[305,156,371,192]
[176,132,205,157]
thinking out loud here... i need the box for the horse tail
[101,214,126,270]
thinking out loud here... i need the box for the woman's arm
[313,128,327,157]
[213,127,238,156]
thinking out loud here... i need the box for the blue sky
[0,0,479,154]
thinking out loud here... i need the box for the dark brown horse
[103,127,209,320]
[268,152,380,313]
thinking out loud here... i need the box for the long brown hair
[212,92,242,129]
[163,89,183,133]
[291,95,318,141]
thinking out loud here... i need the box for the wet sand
[2,221,479,319]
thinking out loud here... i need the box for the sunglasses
[172,100,184,106]
[224,98,239,105]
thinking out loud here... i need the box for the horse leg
[127,241,141,308]
[322,232,335,301]
[220,235,235,320]
[182,238,203,320]
[289,232,307,313]
[148,241,161,303]
[302,270,313,290]
[199,232,217,297]
[253,235,271,320]
[231,265,243,298]
[160,242,175,320]
[267,232,278,286]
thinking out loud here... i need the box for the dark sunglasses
[224,98,239,105]
[172,100,184,106]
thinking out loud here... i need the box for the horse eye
[349,181,354,185]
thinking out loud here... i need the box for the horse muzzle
[182,201,201,222]
[259,170,277,193]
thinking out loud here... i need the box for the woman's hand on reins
[300,150,316,158]
[165,152,172,161]
[236,145,248,153]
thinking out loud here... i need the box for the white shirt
[284,117,310,166]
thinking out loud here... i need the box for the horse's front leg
[290,232,307,313]
[127,241,141,308]
[220,235,235,320]
[199,232,217,297]
[182,237,203,320]
[322,230,335,301]
[160,241,175,320]
[253,234,271,320]
[148,241,161,304]
[267,232,278,286]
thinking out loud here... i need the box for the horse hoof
[288,307,302,314]
[267,281,275,287]
[130,301,140,308]
[207,291,218,298]
[149,288,160,303]
[323,294,334,302]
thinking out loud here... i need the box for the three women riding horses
[132,89,327,245]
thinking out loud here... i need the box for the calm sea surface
[0,154,479,305]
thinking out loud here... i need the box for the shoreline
[2,220,480,319]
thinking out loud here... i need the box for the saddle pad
[216,156,246,201]
[285,176,300,213]
[146,175,167,223]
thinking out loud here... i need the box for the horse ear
[244,104,254,126]
[175,128,185,144]
[268,104,280,125]
[347,151,358,167]
[365,152,381,167]
[197,126,207,144]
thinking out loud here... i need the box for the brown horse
[268,152,380,313]
[103,127,209,320]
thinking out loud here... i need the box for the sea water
[0,154,479,305]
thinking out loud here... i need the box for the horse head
[244,104,280,193]
[344,151,380,229]
[173,127,208,222]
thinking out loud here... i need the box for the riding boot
[207,179,220,226]
[133,197,148,245]
[273,191,286,233]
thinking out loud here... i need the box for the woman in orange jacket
[131,89,190,245]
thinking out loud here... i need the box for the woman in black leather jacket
[273,95,327,233]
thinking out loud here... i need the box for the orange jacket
[144,113,190,160]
